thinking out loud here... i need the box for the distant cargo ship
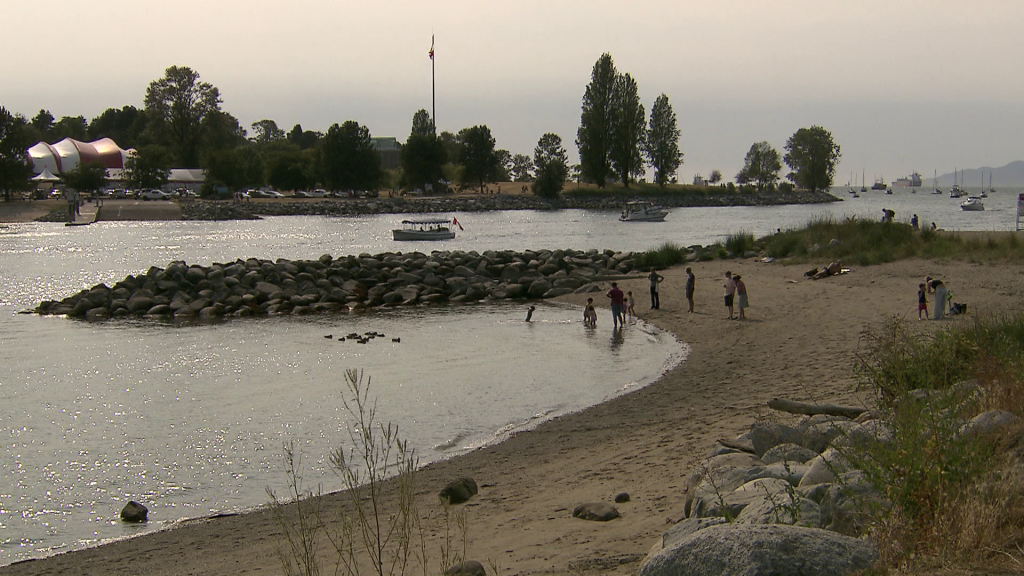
[893,171,923,187]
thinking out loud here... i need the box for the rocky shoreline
[33,248,640,320]
[178,188,838,221]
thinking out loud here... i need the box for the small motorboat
[619,201,668,222]
[392,218,458,240]
[960,198,985,211]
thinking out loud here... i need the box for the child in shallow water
[626,291,636,319]
[583,298,597,327]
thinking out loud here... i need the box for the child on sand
[583,298,597,327]
[626,291,636,319]
[918,283,928,320]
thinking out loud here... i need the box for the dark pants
[650,288,660,309]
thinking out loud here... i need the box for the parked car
[253,189,285,198]
[109,189,129,199]
[139,189,172,200]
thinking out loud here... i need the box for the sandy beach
[3,254,1022,575]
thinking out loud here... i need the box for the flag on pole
[429,35,434,60]
[452,216,463,231]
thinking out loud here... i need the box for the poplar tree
[576,53,617,187]
[533,133,568,198]
[609,73,646,187]
[643,94,682,188]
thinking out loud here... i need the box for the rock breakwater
[34,249,637,320]
[179,188,837,221]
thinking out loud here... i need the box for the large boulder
[637,524,878,576]
[572,502,620,522]
[438,477,478,505]
[120,501,148,523]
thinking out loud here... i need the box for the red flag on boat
[452,217,463,231]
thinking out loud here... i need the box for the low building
[372,137,401,170]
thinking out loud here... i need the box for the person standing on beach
[685,267,695,313]
[626,291,636,319]
[928,278,946,320]
[648,268,664,309]
[918,283,928,320]
[525,305,536,322]
[606,282,625,329]
[723,271,737,319]
[735,274,748,320]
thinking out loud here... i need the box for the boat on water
[893,171,923,187]
[620,201,668,222]
[392,218,458,241]
[949,185,965,198]
[960,198,985,211]
[871,178,888,191]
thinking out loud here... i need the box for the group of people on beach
[581,266,750,329]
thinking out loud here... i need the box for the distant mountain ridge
[923,160,1024,188]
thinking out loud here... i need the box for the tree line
[2,57,841,202]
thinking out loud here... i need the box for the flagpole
[431,34,436,137]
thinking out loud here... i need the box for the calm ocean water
[0,188,1020,565]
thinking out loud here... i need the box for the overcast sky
[3,0,1022,182]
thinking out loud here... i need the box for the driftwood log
[767,398,866,419]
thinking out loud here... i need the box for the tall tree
[783,126,841,193]
[576,53,617,187]
[410,109,435,138]
[609,73,646,187]
[88,106,146,148]
[709,169,723,184]
[202,111,247,157]
[61,162,107,194]
[265,141,313,192]
[287,124,321,149]
[204,146,263,192]
[144,65,223,168]
[736,141,782,191]
[1,107,34,201]
[250,119,285,146]
[510,153,533,182]
[400,110,447,191]
[31,109,54,134]
[532,133,568,199]
[122,145,171,191]
[318,121,383,192]
[643,93,682,188]
[458,125,500,191]
[494,148,512,182]
[52,116,89,141]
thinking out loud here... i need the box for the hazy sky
[3,1,1022,182]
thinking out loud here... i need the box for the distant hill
[924,160,1024,188]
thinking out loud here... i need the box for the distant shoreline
[1,188,839,223]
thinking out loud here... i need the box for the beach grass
[846,313,1024,571]
[756,217,1024,265]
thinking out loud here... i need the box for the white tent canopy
[30,168,60,182]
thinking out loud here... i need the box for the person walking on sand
[685,267,695,313]
[917,283,928,320]
[626,291,636,319]
[606,282,625,329]
[583,298,597,328]
[723,271,737,319]
[648,268,664,309]
[735,274,749,319]
[525,305,536,322]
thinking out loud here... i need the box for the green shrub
[725,232,756,256]
[635,242,687,269]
